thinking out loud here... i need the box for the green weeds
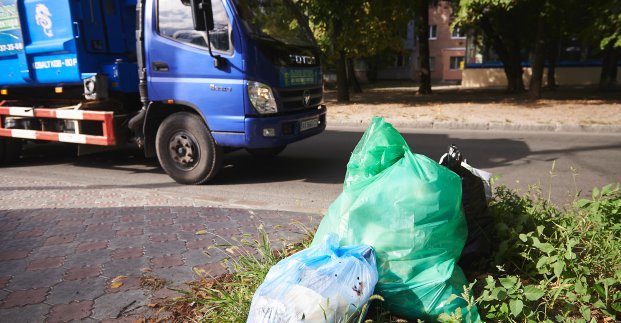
[171,226,305,322]
[168,182,620,322]
[476,183,621,322]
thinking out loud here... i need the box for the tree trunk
[480,16,524,93]
[336,49,350,102]
[332,17,349,102]
[347,58,362,93]
[599,44,619,91]
[529,16,545,99]
[506,52,525,93]
[546,40,559,90]
[416,0,432,94]
[368,56,379,83]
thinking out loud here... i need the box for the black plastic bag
[440,145,494,269]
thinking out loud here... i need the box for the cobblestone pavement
[0,174,317,322]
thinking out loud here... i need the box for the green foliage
[456,0,621,52]
[295,0,413,61]
[592,1,621,49]
[455,0,517,23]
[476,183,621,322]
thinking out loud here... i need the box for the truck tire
[246,145,287,158]
[0,138,22,165]
[156,112,222,184]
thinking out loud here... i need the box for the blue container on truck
[0,0,326,184]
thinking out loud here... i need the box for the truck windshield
[232,0,315,47]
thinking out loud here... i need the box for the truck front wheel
[0,138,22,165]
[156,112,222,184]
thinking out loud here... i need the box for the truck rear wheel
[156,112,222,184]
[0,138,22,165]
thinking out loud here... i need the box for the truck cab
[0,0,326,184]
[141,0,326,183]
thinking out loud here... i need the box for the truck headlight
[248,81,277,114]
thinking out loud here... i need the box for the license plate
[300,118,319,132]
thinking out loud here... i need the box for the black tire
[246,145,287,158]
[0,138,22,165]
[156,112,222,184]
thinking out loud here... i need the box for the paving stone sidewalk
[0,175,317,322]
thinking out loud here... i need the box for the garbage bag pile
[312,117,480,321]
[247,234,378,323]
[248,117,487,322]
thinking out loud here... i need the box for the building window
[451,27,466,39]
[157,0,231,52]
[429,25,437,40]
[449,56,464,70]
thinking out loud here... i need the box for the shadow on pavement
[214,130,532,185]
[6,129,621,188]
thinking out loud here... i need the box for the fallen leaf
[109,275,127,289]
[195,230,208,235]
[141,268,153,273]
[110,281,124,289]
[148,303,158,308]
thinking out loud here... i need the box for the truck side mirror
[191,0,215,31]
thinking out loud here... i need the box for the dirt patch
[324,85,621,126]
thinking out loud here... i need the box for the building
[423,0,466,83]
[375,1,465,83]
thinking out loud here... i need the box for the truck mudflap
[0,101,116,146]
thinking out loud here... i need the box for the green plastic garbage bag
[312,117,479,321]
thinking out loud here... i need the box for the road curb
[327,119,621,134]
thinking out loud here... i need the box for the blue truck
[0,0,326,184]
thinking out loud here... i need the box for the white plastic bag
[247,234,378,323]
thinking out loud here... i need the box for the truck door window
[157,0,231,52]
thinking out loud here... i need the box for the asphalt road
[2,127,621,212]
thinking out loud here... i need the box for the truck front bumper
[244,105,326,148]
[211,106,326,148]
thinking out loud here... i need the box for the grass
[160,182,621,323]
[160,224,314,322]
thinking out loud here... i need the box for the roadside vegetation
[162,182,621,322]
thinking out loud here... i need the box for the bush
[477,184,621,322]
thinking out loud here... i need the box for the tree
[457,0,547,94]
[592,1,621,91]
[456,0,533,93]
[529,0,591,97]
[296,0,413,102]
[528,9,545,99]
[457,0,620,95]
[416,0,432,94]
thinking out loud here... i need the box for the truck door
[145,0,245,133]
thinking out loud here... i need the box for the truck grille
[276,86,323,112]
